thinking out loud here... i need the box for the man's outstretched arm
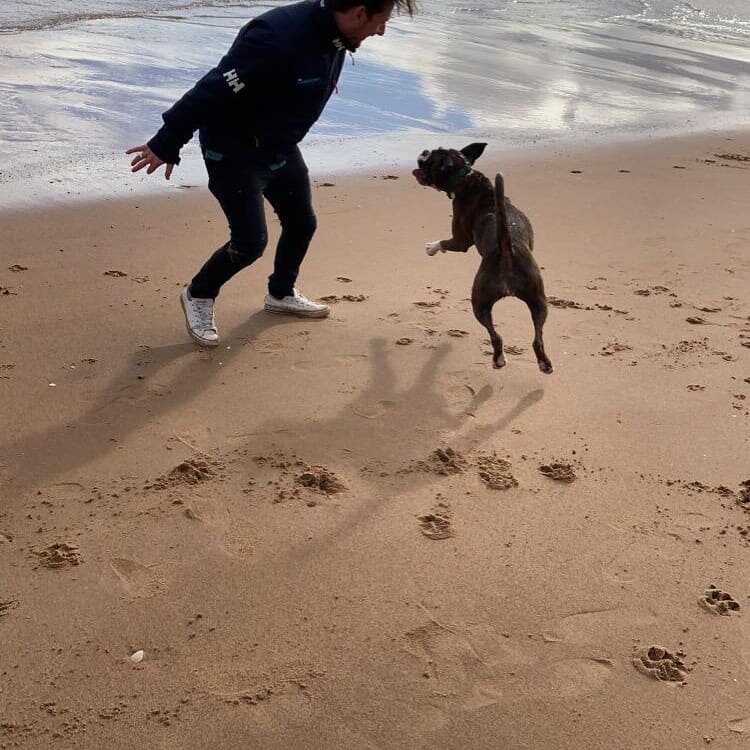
[125,17,284,176]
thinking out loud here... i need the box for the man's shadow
[2,311,296,490]
[238,335,543,467]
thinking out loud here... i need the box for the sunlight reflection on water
[1,0,748,207]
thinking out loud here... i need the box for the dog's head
[412,142,487,193]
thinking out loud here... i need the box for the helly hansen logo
[223,68,245,93]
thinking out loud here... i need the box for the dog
[413,142,553,374]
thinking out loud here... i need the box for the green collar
[445,165,472,195]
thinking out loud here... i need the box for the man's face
[345,5,392,48]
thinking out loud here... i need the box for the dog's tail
[494,173,513,271]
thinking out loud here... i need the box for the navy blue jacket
[147,0,349,164]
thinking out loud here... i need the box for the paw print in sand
[539,462,576,483]
[738,480,750,511]
[296,465,347,495]
[632,645,687,682]
[33,542,81,569]
[417,503,454,540]
[477,454,517,490]
[698,586,740,615]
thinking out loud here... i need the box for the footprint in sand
[296,465,347,495]
[424,447,468,476]
[549,606,656,646]
[546,657,615,698]
[548,297,592,310]
[35,481,86,503]
[33,542,81,569]
[110,558,163,598]
[403,620,504,715]
[477,454,518,490]
[351,400,396,419]
[714,152,750,164]
[539,462,576,483]
[256,339,286,354]
[632,646,687,682]
[335,353,368,365]
[599,341,632,357]
[729,718,750,734]
[737,480,750,510]
[0,599,19,617]
[320,294,368,304]
[698,586,740,615]
[147,457,218,490]
[200,662,325,710]
[417,504,454,540]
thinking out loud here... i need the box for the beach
[2,0,750,746]
[1,130,749,748]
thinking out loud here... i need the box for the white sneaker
[264,288,330,319]
[180,286,219,346]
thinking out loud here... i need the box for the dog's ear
[460,142,487,165]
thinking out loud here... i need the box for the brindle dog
[413,142,553,374]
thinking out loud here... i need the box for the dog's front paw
[425,241,444,256]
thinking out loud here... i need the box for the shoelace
[292,289,319,308]
[194,299,215,329]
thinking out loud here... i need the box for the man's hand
[126,144,174,180]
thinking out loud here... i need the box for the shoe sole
[180,291,220,347]
[264,304,330,319]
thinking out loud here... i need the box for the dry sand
[1,131,749,748]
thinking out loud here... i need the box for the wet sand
[1,130,749,748]
[3,0,750,209]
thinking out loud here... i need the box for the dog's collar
[445,165,473,197]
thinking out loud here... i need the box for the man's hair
[329,0,416,17]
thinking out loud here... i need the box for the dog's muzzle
[413,151,431,186]
[412,168,428,185]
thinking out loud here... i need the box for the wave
[0,0,276,33]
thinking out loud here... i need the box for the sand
[1,130,749,748]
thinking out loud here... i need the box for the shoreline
[3,0,750,213]
[2,124,750,214]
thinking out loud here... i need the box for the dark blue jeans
[189,146,317,300]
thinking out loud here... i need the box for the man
[126,0,414,347]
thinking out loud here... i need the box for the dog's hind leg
[472,300,506,369]
[523,295,553,374]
